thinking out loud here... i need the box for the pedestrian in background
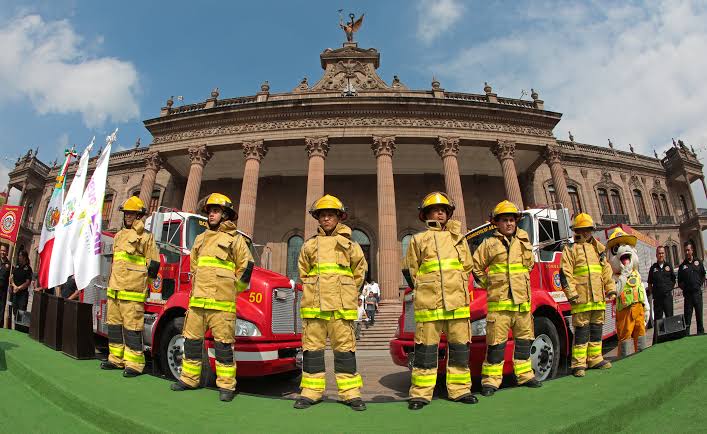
[677,241,705,335]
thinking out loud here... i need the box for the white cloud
[0,14,140,128]
[417,0,465,44]
[434,1,707,158]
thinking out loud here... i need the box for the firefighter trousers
[179,307,237,391]
[571,310,605,370]
[617,303,646,355]
[481,310,535,389]
[106,298,145,373]
[409,318,471,403]
[300,317,362,402]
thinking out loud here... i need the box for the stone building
[6,40,707,300]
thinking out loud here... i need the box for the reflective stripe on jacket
[107,219,159,296]
[405,219,472,316]
[471,228,534,310]
[560,237,616,311]
[190,220,253,306]
[298,223,367,314]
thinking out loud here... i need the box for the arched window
[652,193,663,217]
[148,189,161,214]
[660,194,670,216]
[352,229,371,282]
[598,188,611,214]
[610,189,624,215]
[671,245,680,267]
[103,193,114,226]
[286,235,304,282]
[401,234,413,259]
[633,189,647,219]
[547,185,558,206]
[568,186,582,215]
[664,245,672,267]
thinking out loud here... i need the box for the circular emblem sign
[1,210,17,235]
[45,207,61,232]
[553,271,561,290]
[151,274,162,293]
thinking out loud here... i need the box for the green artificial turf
[1,329,705,433]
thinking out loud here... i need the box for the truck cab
[390,208,582,382]
[85,209,302,383]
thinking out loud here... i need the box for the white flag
[47,139,93,289]
[73,142,112,289]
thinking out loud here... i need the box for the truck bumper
[390,337,499,377]
[207,340,301,377]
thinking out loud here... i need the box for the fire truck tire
[530,317,560,382]
[158,316,215,387]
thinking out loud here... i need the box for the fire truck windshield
[186,216,208,250]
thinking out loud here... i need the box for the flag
[73,137,113,289]
[47,139,93,289]
[38,151,75,288]
[0,205,24,243]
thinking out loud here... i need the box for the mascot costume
[607,228,650,357]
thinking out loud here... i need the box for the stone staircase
[356,301,402,351]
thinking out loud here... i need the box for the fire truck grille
[271,287,302,335]
[403,299,415,334]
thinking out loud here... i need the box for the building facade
[7,40,707,300]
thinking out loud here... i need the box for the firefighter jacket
[471,228,534,312]
[560,236,616,313]
[190,220,253,312]
[616,270,645,312]
[298,223,367,320]
[107,219,160,301]
[405,219,473,321]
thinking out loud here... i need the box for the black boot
[293,397,318,409]
[219,389,236,402]
[522,378,543,388]
[100,361,120,370]
[122,368,142,378]
[170,381,196,392]
[454,394,479,404]
[345,398,367,411]
[408,400,428,410]
[481,386,496,397]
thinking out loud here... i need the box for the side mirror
[150,212,164,241]
[557,207,572,241]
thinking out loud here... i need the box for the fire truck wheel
[530,317,560,382]
[158,316,215,387]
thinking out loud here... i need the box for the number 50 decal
[249,292,263,303]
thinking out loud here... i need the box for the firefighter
[100,196,160,377]
[405,192,477,411]
[472,200,543,397]
[294,194,368,411]
[170,193,253,402]
[559,213,616,377]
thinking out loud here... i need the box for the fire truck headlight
[235,319,262,337]
[471,319,487,337]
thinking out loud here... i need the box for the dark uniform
[0,257,10,328]
[648,261,675,320]
[677,257,705,335]
[11,263,33,321]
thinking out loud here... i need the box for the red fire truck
[390,207,621,382]
[85,209,302,384]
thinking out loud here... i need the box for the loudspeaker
[61,299,95,359]
[655,314,687,343]
[29,291,48,341]
[43,294,64,350]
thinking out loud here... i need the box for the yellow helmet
[309,194,348,220]
[572,213,595,230]
[491,200,520,220]
[202,193,237,220]
[119,196,146,214]
[418,191,455,221]
[606,227,637,251]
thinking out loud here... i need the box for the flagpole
[4,241,17,329]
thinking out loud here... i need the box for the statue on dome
[339,11,364,43]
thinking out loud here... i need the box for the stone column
[435,136,467,233]
[491,139,524,209]
[303,137,329,240]
[181,145,212,213]
[237,140,268,238]
[138,152,163,207]
[543,145,572,209]
[372,136,399,301]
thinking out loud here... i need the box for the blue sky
[1,0,707,207]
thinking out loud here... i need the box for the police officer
[0,245,10,328]
[677,241,705,335]
[647,246,675,339]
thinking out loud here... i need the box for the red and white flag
[37,150,75,288]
